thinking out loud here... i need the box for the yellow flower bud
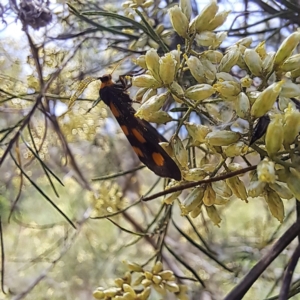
[159,142,175,159]
[216,72,235,81]
[144,271,153,280]
[135,110,172,124]
[142,0,154,8]
[141,88,157,103]
[255,41,267,59]
[152,261,163,274]
[135,88,148,102]
[206,130,240,146]
[93,288,105,299]
[164,191,182,204]
[286,168,300,199]
[236,92,250,118]
[257,160,276,183]
[145,49,161,82]
[240,76,253,89]
[165,282,180,293]
[236,37,253,47]
[243,49,263,77]
[184,84,215,101]
[103,287,121,297]
[148,39,159,49]
[202,184,215,206]
[211,180,232,198]
[132,74,162,88]
[265,114,283,156]
[214,195,230,205]
[170,48,182,73]
[269,182,293,200]
[155,24,164,35]
[218,45,240,72]
[205,205,222,226]
[139,287,151,300]
[169,5,189,38]
[123,284,137,298]
[190,203,203,218]
[159,270,174,280]
[265,188,284,222]
[133,275,144,286]
[185,122,211,144]
[182,168,207,181]
[191,0,218,33]
[280,80,300,98]
[152,275,162,284]
[291,67,300,79]
[281,53,300,72]
[228,162,243,172]
[283,104,300,146]
[172,136,188,167]
[226,176,248,201]
[132,34,148,49]
[170,81,184,97]
[201,58,217,82]
[141,279,152,287]
[126,261,143,272]
[276,168,288,182]
[135,92,168,116]
[203,50,223,63]
[274,31,300,68]
[134,55,147,69]
[250,81,284,118]
[123,272,132,284]
[181,186,205,215]
[180,0,192,20]
[206,10,230,31]
[115,278,124,287]
[214,32,227,49]
[248,180,266,198]
[213,81,240,98]
[153,283,166,295]
[186,56,206,83]
[196,31,217,47]
[236,53,248,70]
[159,53,177,84]
[224,141,248,157]
[262,51,275,75]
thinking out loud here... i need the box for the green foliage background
[1,0,300,299]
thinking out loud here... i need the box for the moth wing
[100,85,181,180]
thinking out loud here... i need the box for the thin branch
[279,243,300,300]
[224,218,300,300]
[143,165,257,202]
[0,217,6,295]
[92,165,145,181]
[10,151,76,229]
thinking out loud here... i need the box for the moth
[99,74,181,181]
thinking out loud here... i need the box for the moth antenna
[109,55,133,76]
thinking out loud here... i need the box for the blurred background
[1,0,300,299]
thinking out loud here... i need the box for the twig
[143,165,256,202]
[224,218,300,300]
[0,217,6,295]
[279,243,300,300]
[92,165,145,181]
[11,208,91,300]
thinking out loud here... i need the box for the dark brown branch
[279,243,300,300]
[0,217,6,295]
[143,165,256,202]
[224,218,300,300]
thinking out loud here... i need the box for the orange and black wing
[99,75,181,180]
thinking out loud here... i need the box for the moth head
[99,74,114,89]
